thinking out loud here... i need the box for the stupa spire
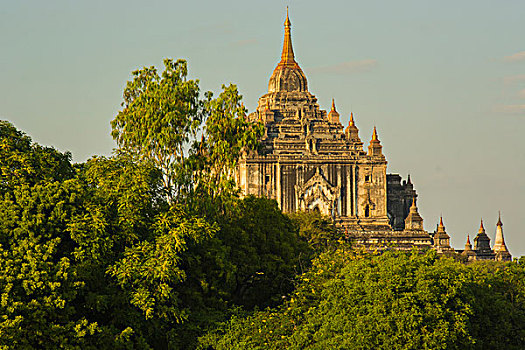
[464,234,472,251]
[345,112,361,143]
[328,98,340,123]
[473,217,491,252]
[349,112,355,126]
[405,196,423,231]
[479,218,485,233]
[368,126,383,156]
[280,7,297,68]
[410,196,417,210]
[268,8,307,92]
[493,212,511,261]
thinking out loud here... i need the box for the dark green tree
[287,210,339,252]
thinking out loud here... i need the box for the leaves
[108,205,217,322]
[111,59,202,202]
[203,250,525,350]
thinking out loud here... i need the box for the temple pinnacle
[280,7,296,67]
[479,218,485,232]
[408,196,418,214]
[497,211,503,227]
[372,126,378,141]
[349,112,355,126]
[331,98,336,112]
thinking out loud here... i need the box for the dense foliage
[201,249,525,350]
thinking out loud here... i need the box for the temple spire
[405,196,423,231]
[410,196,416,210]
[434,216,452,253]
[372,126,378,141]
[345,112,361,143]
[349,112,355,126]
[328,98,340,123]
[280,7,297,68]
[479,218,485,233]
[473,217,491,252]
[368,126,383,156]
[465,234,472,251]
[494,212,511,261]
[268,7,307,92]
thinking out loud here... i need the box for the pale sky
[1,0,524,256]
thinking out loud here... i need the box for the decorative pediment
[295,167,340,216]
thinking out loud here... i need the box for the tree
[0,120,74,194]
[287,210,339,252]
[201,249,525,350]
[187,84,263,216]
[0,179,100,349]
[111,59,203,202]
[168,196,312,349]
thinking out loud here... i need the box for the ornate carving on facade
[295,167,340,216]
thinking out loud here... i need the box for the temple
[237,10,511,261]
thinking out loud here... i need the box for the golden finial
[497,211,503,227]
[279,7,296,67]
[479,218,485,232]
[331,98,336,112]
[349,112,355,126]
[439,216,444,228]
[409,197,417,213]
[372,126,378,141]
[466,234,471,244]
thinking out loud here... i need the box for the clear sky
[1,0,524,256]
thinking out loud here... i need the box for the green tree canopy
[111,59,262,210]
[111,59,203,201]
[201,250,525,350]
[0,120,74,194]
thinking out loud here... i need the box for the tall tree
[111,59,202,202]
